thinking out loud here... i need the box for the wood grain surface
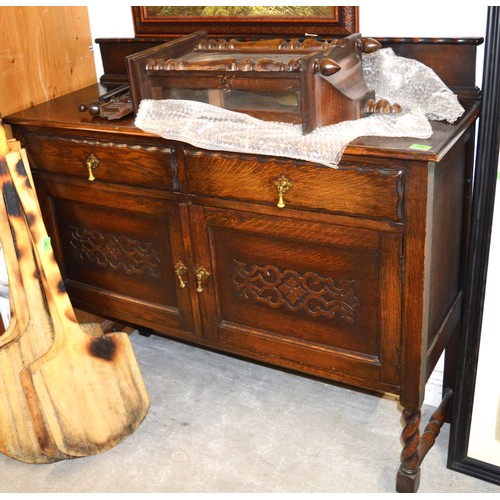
[0,6,96,116]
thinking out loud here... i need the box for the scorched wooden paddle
[0,125,63,463]
[6,148,150,458]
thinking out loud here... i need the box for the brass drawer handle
[274,174,293,209]
[85,153,99,181]
[195,266,210,293]
[174,261,188,289]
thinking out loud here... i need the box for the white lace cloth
[135,48,464,168]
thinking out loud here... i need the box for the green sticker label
[409,144,433,151]
[41,236,51,252]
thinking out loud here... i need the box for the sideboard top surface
[5,83,479,164]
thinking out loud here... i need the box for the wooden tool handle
[0,128,31,341]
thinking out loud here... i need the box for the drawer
[184,149,404,221]
[24,133,177,190]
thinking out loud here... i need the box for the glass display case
[126,31,381,133]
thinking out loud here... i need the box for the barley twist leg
[396,408,421,493]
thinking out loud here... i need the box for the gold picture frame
[132,6,358,38]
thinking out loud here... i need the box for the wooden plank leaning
[5,145,150,458]
[0,123,64,463]
[0,124,29,345]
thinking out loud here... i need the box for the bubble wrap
[135,48,462,168]
[136,100,431,168]
[362,48,464,123]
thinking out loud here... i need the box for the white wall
[87,4,135,79]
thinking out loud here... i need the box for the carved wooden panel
[232,259,360,323]
[190,206,402,385]
[69,225,161,279]
[31,174,195,335]
[56,201,173,305]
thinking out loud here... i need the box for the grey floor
[1,332,500,494]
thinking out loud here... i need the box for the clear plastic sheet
[135,48,463,168]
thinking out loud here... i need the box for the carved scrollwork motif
[232,260,360,322]
[69,226,161,279]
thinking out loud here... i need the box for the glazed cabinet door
[33,173,196,337]
[189,206,403,394]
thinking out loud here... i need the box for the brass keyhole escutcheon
[85,154,99,182]
[174,261,188,289]
[274,174,293,209]
[195,266,210,293]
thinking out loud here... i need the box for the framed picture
[132,6,358,38]
[448,6,500,486]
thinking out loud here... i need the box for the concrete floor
[1,332,500,494]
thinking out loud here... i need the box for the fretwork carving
[69,226,161,279]
[232,260,360,322]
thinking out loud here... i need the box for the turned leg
[396,390,454,493]
[396,408,421,493]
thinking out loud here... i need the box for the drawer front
[185,150,404,221]
[24,133,177,190]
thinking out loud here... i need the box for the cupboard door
[190,206,402,393]
[33,174,195,336]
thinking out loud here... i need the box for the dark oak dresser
[5,37,482,492]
